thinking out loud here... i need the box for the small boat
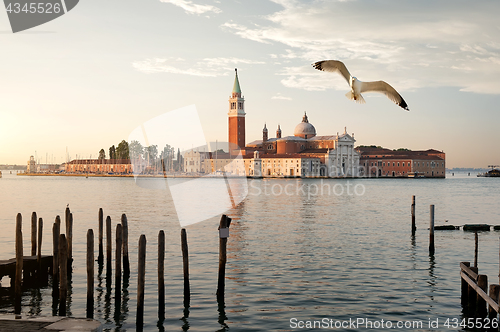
[408,172,425,178]
[477,165,500,177]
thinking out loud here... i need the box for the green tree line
[98,140,183,172]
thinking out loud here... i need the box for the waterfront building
[193,69,361,178]
[65,159,132,174]
[359,147,445,178]
[184,149,208,173]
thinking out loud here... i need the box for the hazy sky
[1,0,499,168]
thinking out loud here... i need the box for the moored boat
[477,165,500,177]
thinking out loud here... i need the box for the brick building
[359,147,445,178]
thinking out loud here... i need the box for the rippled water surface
[0,172,499,331]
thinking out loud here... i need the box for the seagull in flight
[312,60,409,111]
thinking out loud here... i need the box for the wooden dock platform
[0,255,52,282]
[0,315,101,331]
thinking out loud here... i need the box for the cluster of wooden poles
[87,211,231,330]
[411,195,500,323]
[460,235,500,323]
[410,195,436,254]
[13,207,78,316]
[11,207,232,331]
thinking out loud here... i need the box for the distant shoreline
[14,173,447,179]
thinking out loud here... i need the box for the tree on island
[109,145,116,160]
[129,140,143,160]
[175,148,183,172]
[160,144,175,172]
[98,149,106,160]
[145,145,158,171]
[116,140,130,159]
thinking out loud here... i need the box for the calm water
[0,172,500,331]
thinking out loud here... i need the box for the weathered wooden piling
[121,214,129,275]
[52,216,60,281]
[106,216,112,280]
[217,215,231,302]
[489,284,500,321]
[411,195,416,235]
[115,224,123,292]
[98,208,103,264]
[87,229,94,319]
[37,218,43,275]
[461,262,471,306]
[468,266,479,310]
[15,213,23,315]
[67,213,73,269]
[460,261,500,319]
[137,234,146,331]
[429,205,435,254]
[65,207,70,234]
[477,274,488,317]
[181,229,190,307]
[474,232,478,268]
[31,212,37,256]
[59,234,68,316]
[158,230,165,320]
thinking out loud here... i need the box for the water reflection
[114,272,129,331]
[66,272,73,317]
[156,318,165,332]
[181,306,190,331]
[27,288,42,316]
[96,261,104,318]
[104,270,112,326]
[216,299,229,332]
[427,254,436,303]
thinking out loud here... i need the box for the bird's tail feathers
[345,91,365,104]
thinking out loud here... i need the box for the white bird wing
[359,80,409,111]
[312,60,351,85]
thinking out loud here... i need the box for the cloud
[222,0,500,94]
[133,57,265,77]
[160,0,221,15]
[272,93,292,100]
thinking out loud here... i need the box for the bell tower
[228,68,246,151]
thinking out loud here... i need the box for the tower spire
[228,68,246,151]
[232,68,241,97]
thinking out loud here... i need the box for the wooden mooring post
[52,216,60,282]
[59,234,68,316]
[411,195,416,235]
[106,216,112,280]
[37,218,43,278]
[217,215,231,302]
[115,224,123,294]
[429,205,435,254]
[122,214,130,275]
[15,213,23,315]
[489,284,500,321]
[158,230,165,320]
[98,208,104,264]
[67,213,73,271]
[181,228,190,308]
[477,274,488,317]
[87,229,94,319]
[31,212,37,256]
[137,234,146,331]
[474,232,478,268]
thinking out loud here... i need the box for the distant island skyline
[2,1,499,168]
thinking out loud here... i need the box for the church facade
[194,69,361,178]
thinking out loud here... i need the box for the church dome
[294,112,316,139]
